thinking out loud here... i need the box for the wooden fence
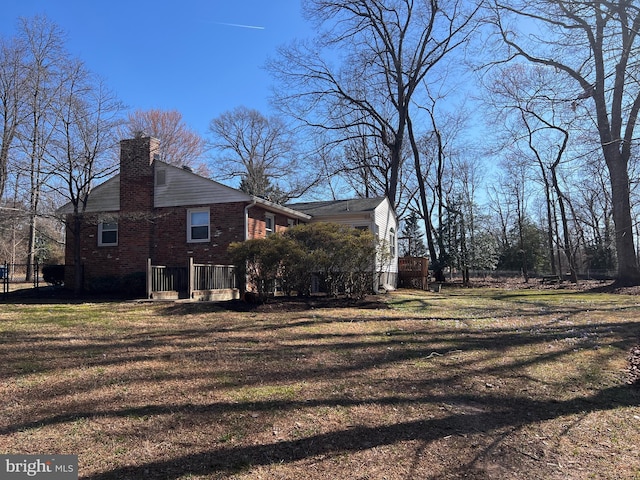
[147,258,238,301]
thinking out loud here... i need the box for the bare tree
[495,153,535,280]
[409,92,468,268]
[122,109,206,171]
[14,16,67,280]
[486,63,582,281]
[489,0,640,284]
[208,106,309,202]
[0,34,26,201]
[340,123,390,199]
[270,0,481,207]
[451,153,491,281]
[580,166,616,275]
[48,61,125,294]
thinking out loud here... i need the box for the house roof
[56,160,312,221]
[154,161,311,220]
[287,197,387,217]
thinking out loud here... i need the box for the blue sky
[0,1,311,137]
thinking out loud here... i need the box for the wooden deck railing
[147,259,237,300]
[398,256,429,290]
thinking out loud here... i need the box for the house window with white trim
[98,222,118,246]
[265,213,275,236]
[187,208,210,242]
[389,228,396,256]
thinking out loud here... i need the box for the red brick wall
[247,206,292,239]
[151,202,247,266]
[63,213,124,288]
[66,203,292,279]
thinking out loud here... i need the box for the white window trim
[187,208,210,243]
[265,213,275,236]
[98,222,118,246]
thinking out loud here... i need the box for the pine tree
[400,212,428,257]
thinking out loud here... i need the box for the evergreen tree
[400,212,428,257]
[239,165,287,204]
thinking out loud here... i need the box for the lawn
[1,287,639,479]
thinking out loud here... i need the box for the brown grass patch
[1,287,639,479]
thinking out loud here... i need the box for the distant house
[57,136,398,298]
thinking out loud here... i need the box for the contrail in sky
[214,22,265,30]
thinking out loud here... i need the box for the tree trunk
[73,213,84,295]
[407,115,438,265]
[606,152,640,284]
[25,213,36,282]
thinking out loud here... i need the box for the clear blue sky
[0,0,311,137]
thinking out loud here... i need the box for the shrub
[87,275,121,294]
[229,235,302,301]
[229,223,377,300]
[120,272,146,298]
[42,264,65,286]
[85,272,146,298]
[285,223,376,298]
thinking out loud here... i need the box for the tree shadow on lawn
[1,312,635,386]
[79,385,639,480]
[3,293,640,478]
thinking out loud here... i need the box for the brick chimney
[119,136,160,213]
[118,136,160,276]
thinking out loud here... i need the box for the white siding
[374,197,399,274]
[308,213,375,230]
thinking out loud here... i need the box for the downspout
[241,199,257,298]
[244,199,257,240]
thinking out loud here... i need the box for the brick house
[58,136,398,298]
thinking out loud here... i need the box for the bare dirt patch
[1,288,639,479]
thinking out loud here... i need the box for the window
[389,228,396,256]
[188,208,210,242]
[265,213,275,236]
[155,169,166,186]
[98,222,118,246]
[287,218,296,228]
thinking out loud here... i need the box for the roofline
[159,162,311,219]
[252,196,312,221]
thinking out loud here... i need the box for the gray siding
[154,163,251,207]
[57,175,121,214]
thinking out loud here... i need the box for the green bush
[285,223,376,298]
[229,223,377,300]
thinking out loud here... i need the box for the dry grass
[1,287,639,479]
